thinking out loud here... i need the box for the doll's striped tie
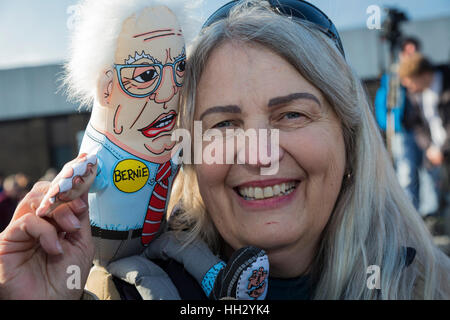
[141,161,171,246]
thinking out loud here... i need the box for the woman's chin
[233,221,305,253]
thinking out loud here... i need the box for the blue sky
[0,0,449,69]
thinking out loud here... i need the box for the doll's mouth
[139,111,177,138]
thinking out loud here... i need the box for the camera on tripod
[381,8,408,58]
[378,8,409,158]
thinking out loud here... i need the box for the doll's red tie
[141,162,171,246]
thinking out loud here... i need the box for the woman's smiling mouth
[236,181,298,200]
[232,179,301,209]
[139,111,177,138]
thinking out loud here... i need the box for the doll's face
[105,6,185,162]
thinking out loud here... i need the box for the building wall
[0,64,91,182]
[0,113,90,182]
[0,64,82,121]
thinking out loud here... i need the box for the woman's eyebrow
[268,92,321,108]
[199,105,241,120]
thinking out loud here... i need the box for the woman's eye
[213,120,234,128]
[283,112,303,120]
[274,111,310,128]
[133,69,158,83]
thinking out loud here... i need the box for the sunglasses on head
[202,0,345,58]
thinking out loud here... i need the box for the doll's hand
[144,231,269,300]
[36,153,97,217]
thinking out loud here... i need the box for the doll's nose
[151,66,177,104]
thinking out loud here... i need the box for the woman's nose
[236,128,284,175]
[151,65,177,104]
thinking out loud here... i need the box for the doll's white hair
[63,0,203,108]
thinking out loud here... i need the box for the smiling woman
[168,0,450,299]
[192,41,346,280]
[1,0,449,301]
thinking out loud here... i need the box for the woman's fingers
[9,213,63,256]
[4,179,91,257]
[11,180,90,236]
[50,204,82,232]
[11,181,51,222]
[40,195,88,234]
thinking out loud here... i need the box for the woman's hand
[0,182,94,300]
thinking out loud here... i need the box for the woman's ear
[97,70,114,107]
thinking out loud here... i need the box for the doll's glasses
[114,55,186,98]
[202,0,345,58]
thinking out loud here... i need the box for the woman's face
[194,41,346,262]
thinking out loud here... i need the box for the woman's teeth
[237,181,298,200]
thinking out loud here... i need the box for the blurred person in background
[400,37,421,61]
[0,175,20,232]
[375,37,424,210]
[38,168,57,182]
[399,53,450,222]
[0,173,31,232]
[14,173,30,201]
[0,172,12,232]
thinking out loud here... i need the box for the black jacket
[111,248,416,300]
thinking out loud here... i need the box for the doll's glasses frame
[202,0,345,58]
[114,55,186,98]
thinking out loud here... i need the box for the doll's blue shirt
[79,123,179,231]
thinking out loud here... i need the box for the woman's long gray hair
[169,0,450,299]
